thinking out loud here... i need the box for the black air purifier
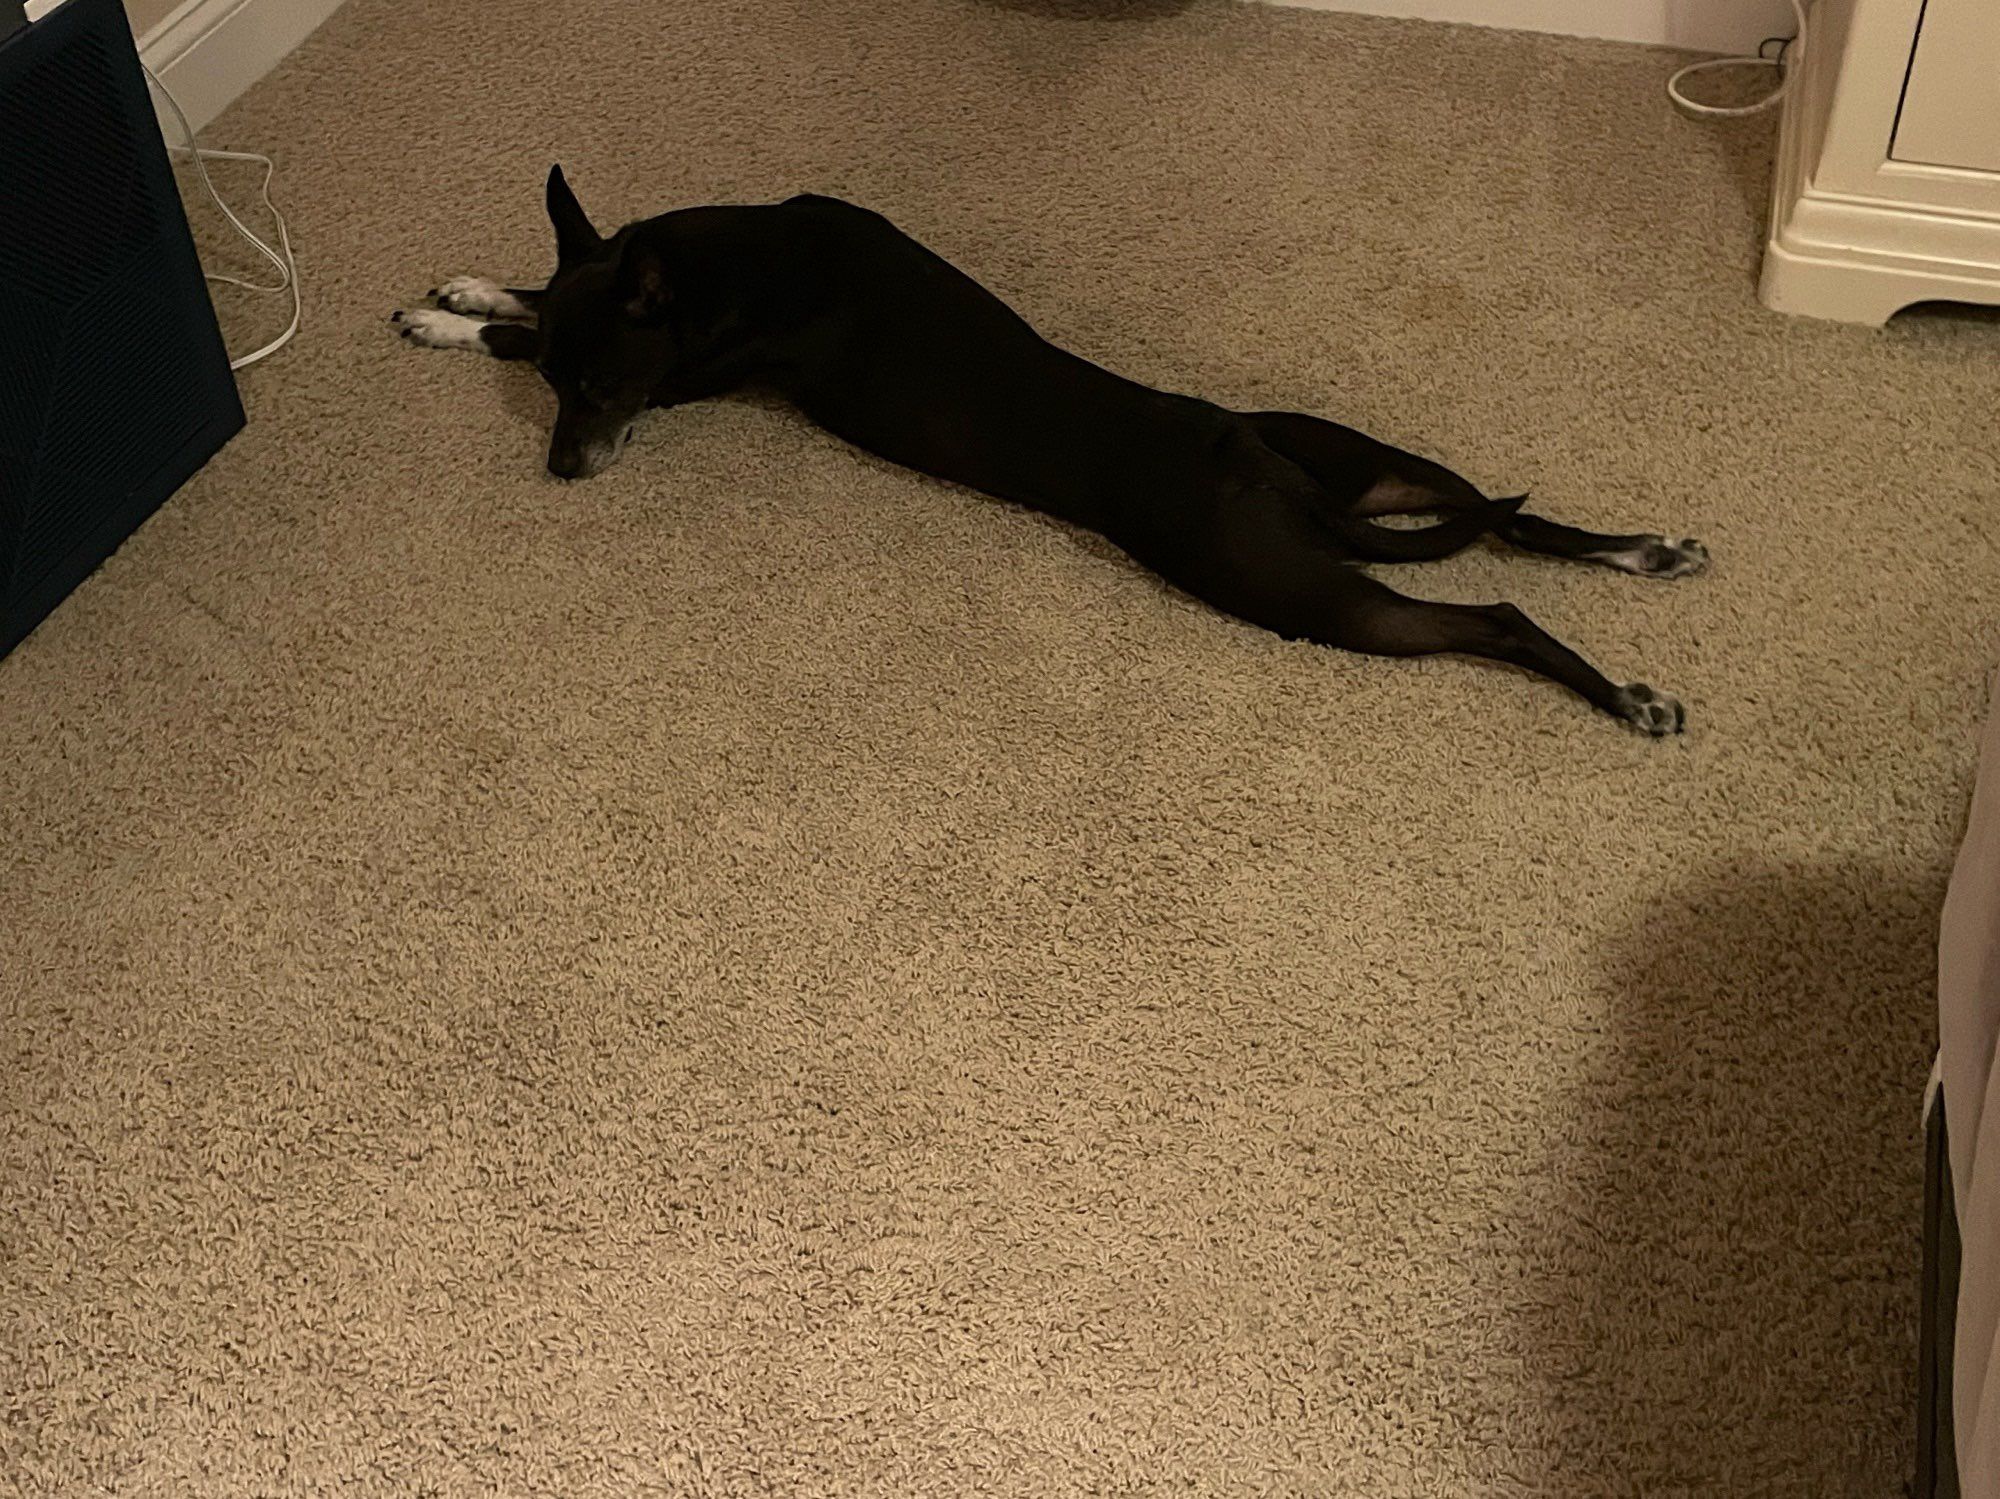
[0,0,245,658]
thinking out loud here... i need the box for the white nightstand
[1761,0,2000,324]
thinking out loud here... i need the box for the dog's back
[706,196,1243,540]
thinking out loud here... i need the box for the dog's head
[532,165,677,479]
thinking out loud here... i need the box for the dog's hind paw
[430,276,535,321]
[1614,682,1686,737]
[1600,536,1710,580]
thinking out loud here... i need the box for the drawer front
[1893,0,2000,173]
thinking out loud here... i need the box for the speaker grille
[22,284,209,583]
[0,0,244,655]
[0,33,156,303]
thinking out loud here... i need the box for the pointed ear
[615,233,672,325]
[545,164,602,270]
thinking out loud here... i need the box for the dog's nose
[548,449,584,480]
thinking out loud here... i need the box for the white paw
[389,307,488,351]
[1598,536,1710,580]
[1615,682,1686,737]
[431,276,534,320]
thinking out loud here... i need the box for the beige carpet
[6,0,1999,1492]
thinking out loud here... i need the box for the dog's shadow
[489,358,553,438]
[1478,857,1939,1491]
[485,359,804,468]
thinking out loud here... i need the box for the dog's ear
[546,164,602,270]
[615,233,672,325]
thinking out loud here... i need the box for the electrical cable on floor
[141,61,300,370]
[1666,0,1810,119]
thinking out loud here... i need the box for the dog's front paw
[430,276,534,320]
[1614,682,1686,737]
[1612,536,1710,580]
[390,307,487,351]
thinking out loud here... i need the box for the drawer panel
[1893,0,2000,173]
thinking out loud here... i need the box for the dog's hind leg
[1492,515,1709,579]
[1298,567,1685,735]
[430,277,541,321]
[1246,411,1708,579]
[1375,458,1711,581]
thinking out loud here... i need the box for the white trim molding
[137,0,346,135]
[24,0,345,134]
[1253,0,1800,53]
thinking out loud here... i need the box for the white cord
[140,61,300,370]
[1667,0,1810,119]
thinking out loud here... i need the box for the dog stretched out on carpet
[393,167,1707,734]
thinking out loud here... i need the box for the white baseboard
[1253,0,1799,52]
[136,0,347,136]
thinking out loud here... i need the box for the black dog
[393,167,1705,733]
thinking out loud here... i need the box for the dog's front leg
[389,308,536,360]
[391,274,541,358]
[429,276,541,321]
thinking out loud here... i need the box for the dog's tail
[1318,492,1527,563]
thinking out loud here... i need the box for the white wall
[21,0,1797,140]
[1257,0,1801,52]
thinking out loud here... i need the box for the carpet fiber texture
[5,0,1999,1493]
